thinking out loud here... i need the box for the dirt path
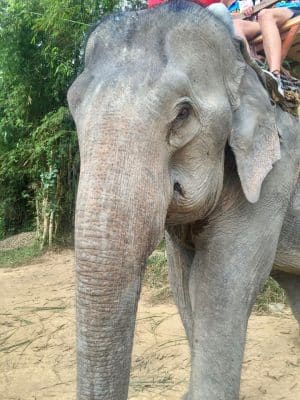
[0,251,299,400]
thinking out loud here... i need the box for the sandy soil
[0,250,299,400]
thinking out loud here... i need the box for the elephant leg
[166,228,200,400]
[167,220,283,399]
[272,271,300,327]
[187,251,273,399]
[185,198,288,399]
[165,229,195,346]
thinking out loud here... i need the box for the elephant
[67,1,300,399]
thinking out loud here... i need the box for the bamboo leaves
[0,0,144,242]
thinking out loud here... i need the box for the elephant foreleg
[167,221,282,399]
[186,201,287,399]
[188,256,268,399]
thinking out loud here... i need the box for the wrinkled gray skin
[67,2,300,399]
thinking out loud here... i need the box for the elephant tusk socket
[174,181,185,197]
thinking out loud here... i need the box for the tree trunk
[48,210,54,247]
[41,196,48,249]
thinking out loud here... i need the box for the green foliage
[0,0,142,242]
[145,241,171,303]
[30,107,79,244]
[0,242,42,268]
[255,277,286,312]
[145,246,168,289]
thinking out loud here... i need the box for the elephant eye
[175,104,191,121]
[167,101,195,145]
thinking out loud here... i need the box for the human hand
[243,5,254,16]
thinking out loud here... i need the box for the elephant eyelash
[175,103,192,121]
[167,100,196,144]
[171,102,194,127]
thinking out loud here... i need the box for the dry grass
[255,277,286,313]
[145,241,286,311]
[144,241,172,304]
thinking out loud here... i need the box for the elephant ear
[227,62,281,203]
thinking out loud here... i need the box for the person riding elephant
[148,0,299,94]
[233,1,300,94]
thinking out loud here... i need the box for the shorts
[275,2,300,17]
[291,9,300,17]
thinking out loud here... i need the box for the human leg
[258,8,293,73]
[233,19,260,54]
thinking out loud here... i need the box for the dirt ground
[0,250,299,400]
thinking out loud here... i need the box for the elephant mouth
[166,172,224,225]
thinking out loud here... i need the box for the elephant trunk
[75,131,168,399]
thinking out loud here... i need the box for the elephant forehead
[85,12,166,72]
[69,1,238,120]
[84,1,230,81]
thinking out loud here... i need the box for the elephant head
[67,1,280,398]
